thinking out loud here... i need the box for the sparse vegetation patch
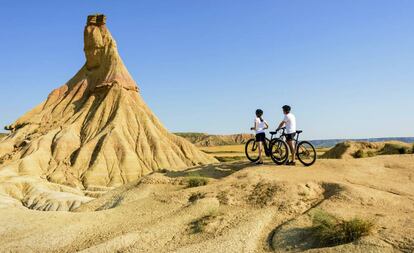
[310,210,375,247]
[186,173,209,188]
[215,156,244,162]
[248,182,280,207]
[189,209,220,233]
[380,143,411,155]
[188,192,206,203]
[158,168,169,173]
[353,149,375,158]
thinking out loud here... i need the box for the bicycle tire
[269,139,289,165]
[296,141,317,166]
[245,139,260,162]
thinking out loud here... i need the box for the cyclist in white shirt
[250,109,269,165]
[277,105,297,165]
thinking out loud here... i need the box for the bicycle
[245,131,289,165]
[272,127,317,166]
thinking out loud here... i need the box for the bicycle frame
[273,127,301,153]
[251,130,275,156]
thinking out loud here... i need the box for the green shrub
[353,149,366,158]
[187,173,208,188]
[310,210,374,247]
[366,151,375,157]
[380,143,410,155]
[397,147,408,154]
[158,168,169,173]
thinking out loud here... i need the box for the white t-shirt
[254,117,267,134]
[283,113,296,134]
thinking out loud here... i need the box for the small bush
[190,218,206,233]
[366,151,375,157]
[188,192,206,203]
[158,168,169,173]
[189,209,219,233]
[310,210,374,247]
[353,149,366,158]
[397,147,408,154]
[187,173,208,188]
[380,143,410,155]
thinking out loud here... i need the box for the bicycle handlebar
[275,127,286,132]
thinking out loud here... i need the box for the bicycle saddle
[296,130,303,134]
[269,131,277,135]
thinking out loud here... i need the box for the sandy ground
[0,154,413,253]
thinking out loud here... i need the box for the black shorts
[255,133,266,142]
[285,133,296,141]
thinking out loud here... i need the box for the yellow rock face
[0,14,216,207]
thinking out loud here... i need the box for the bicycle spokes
[269,139,289,165]
[298,146,310,158]
[296,141,316,166]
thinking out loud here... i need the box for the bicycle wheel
[269,139,289,165]
[245,139,260,162]
[296,141,317,166]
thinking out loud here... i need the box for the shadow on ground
[164,161,258,179]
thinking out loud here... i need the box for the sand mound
[321,141,412,159]
[0,14,216,210]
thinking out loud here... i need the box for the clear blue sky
[0,1,413,140]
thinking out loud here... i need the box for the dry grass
[186,173,209,188]
[190,209,220,233]
[353,149,375,159]
[310,210,375,247]
[248,182,280,207]
[188,192,206,203]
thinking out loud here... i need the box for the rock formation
[0,14,216,210]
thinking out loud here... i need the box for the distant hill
[175,132,252,147]
[0,133,7,139]
[175,132,414,148]
[321,141,413,159]
[310,137,414,148]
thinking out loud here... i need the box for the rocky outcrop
[321,141,412,159]
[0,14,216,210]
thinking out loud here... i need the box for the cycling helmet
[282,105,291,113]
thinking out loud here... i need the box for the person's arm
[250,119,258,130]
[264,121,269,129]
[277,121,284,130]
[277,116,287,130]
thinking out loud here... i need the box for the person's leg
[286,134,296,164]
[287,140,296,162]
[258,141,263,163]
